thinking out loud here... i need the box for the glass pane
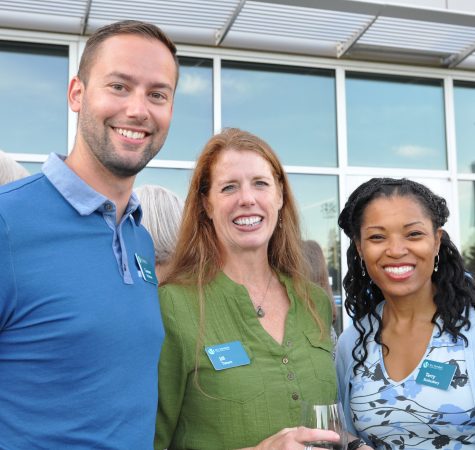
[287,173,342,331]
[222,62,337,167]
[454,82,475,174]
[0,41,68,155]
[459,181,475,276]
[346,73,446,169]
[157,57,213,161]
[134,167,191,201]
[20,162,42,175]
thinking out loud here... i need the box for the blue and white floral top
[349,320,475,449]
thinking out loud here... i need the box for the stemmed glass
[300,401,348,449]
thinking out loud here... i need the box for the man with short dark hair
[0,20,178,448]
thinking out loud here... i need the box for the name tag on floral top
[416,359,456,390]
[205,341,250,371]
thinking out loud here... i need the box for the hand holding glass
[300,402,348,449]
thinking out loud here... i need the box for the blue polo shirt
[0,154,164,449]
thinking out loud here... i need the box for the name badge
[205,341,251,371]
[135,253,158,285]
[416,359,456,390]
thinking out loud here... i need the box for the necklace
[252,271,273,318]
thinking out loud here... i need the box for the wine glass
[300,401,348,449]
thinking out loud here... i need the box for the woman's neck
[222,251,273,286]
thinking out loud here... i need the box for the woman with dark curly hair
[336,177,475,449]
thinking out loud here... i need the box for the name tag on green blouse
[135,253,158,285]
[416,359,456,390]
[205,341,250,371]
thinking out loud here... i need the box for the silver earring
[434,254,439,273]
[360,257,366,277]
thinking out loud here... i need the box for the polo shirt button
[291,392,299,400]
[282,356,289,364]
[287,372,295,381]
[286,340,292,347]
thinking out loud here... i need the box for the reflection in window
[20,162,42,175]
[158,57,213,161]
[287,173,342,330]
[134,167,191,202]
[0,41,68,155]
[222,62,337,167]
[454,82,475,174]
[346,73,446,170]
[459,181,475,276]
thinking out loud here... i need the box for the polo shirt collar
[42,153,142,224]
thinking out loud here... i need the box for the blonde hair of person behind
[162,128,325,334]
[0,151,30,185]
[135,184,184,265]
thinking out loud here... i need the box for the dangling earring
[434,254,439,273]
[360,257,366,277]
[279,214,283,229]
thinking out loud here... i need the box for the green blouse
[155,271,337,450]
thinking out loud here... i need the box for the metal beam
[337,14,378,58]
[444,42,475,68]
[215,0,247,46]
[81,0,93,35]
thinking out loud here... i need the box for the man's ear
[68,76,84,113]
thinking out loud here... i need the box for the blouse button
[291,392,299,400]
[287,372,295,381]
[282,356,289,365]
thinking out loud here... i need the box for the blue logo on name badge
[205,341,251,371]
[415,359,457,390]
[135,253,158,285]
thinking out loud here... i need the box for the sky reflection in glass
[134,167,191,202]
[288,173,340,293]
[454,82,475,174]
[346,73,446,169]
[222,62,337,167]
[157,57,213,162]
[0,41,68,155]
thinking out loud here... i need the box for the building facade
[1,0,475,328]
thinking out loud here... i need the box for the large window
[0,41,68,155]
[346,73,447,170]
[288,173,341,329]
[158,57,213,162]
[222,62,337,167]
[454,82,475,174]
[134,167,191,201]
[459,181,475,276]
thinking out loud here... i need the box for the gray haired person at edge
[0,20,178,449]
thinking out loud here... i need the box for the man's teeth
[115,128,146,140]
[234,216,262,226]
[384,266,414,275]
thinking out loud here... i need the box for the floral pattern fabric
[350,324,475,449]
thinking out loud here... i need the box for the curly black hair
[338,178,475,372]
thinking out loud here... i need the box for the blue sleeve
[336,326,358,435]
[0,211,17,330]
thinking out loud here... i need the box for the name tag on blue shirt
[135,253,158,285]
[205,341,250,371]
[416,359,456,390]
